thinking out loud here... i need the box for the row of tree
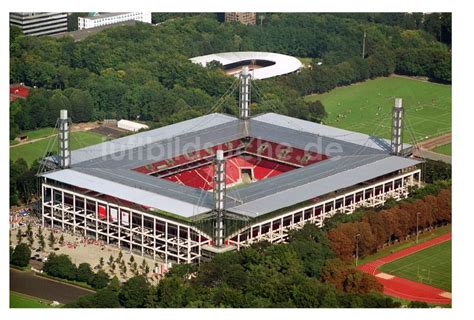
[327,188,451,260]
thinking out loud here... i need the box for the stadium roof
[190,52,303,80]
[42,112,420,219]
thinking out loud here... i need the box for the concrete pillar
[239,66,251,119]
[391,98,403,155]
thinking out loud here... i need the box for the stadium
[40,67,422,264]
[190,51,303,79]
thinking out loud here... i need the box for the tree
[88,270,110,289]
[140,259,147,272]
[320,259,383,294]
[68,89,94,122]
[291,278,327,307]
[66,287,120,308]
[99,257,104,269]
[11,243,31,267]
[38,235,46,252]
[59,234,65,246]
[43,253,77,280]
[305,100,328,123]
[48,231,56,248]
[48,91,70,125]
[16,228,22,244]
[327,226,355,261]
[156,276,193,308]
[109,276,121,292]
[116,251,123,263]
[76,263,94,283]
[119,276,150,308]
[27,228,34,247]
[108,254,114,266]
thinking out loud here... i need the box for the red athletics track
[357,232,452,304]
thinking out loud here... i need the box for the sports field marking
[376,273,395,280]
[305,77,451,142]
[379,240,451,292]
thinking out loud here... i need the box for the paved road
[10,268,94,304]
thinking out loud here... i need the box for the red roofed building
[10,84,30,102]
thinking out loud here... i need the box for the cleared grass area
[358,224,451,266]
[297,57,313,65]
[305,77,451,142]
[432,143,452,156]
[379,240,452,292]
[10,127,57,146]
[10,131,106,166]
[19,127,56,140]
[10,291,52,308]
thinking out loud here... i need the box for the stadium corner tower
[40,67,422,264]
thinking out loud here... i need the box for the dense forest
[10,13,451,139]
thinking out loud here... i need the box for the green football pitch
[305,76,451,142]
[379,240,452,292]
[432,143,452,156]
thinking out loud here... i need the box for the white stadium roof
[190,51,303,79]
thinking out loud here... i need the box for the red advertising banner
[98,205,106,219]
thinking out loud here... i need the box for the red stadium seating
[134,137,330,190]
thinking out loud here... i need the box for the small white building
[78,12,151,30]
[117,119,149,132]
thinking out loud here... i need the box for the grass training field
[10,291,52,308]
[379,240,452,292]
[432,143,452,156]
[10,131,106,166]
[305,76,451,142]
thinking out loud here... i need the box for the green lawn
[10,127,57,146]
[432,143,452,156]
[379,240,452,292]
[305,76,451,142]
[10,131,106,166]
[20,127,56,140]
[10,291,52,308]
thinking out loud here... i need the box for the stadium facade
[40,67,422,264]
